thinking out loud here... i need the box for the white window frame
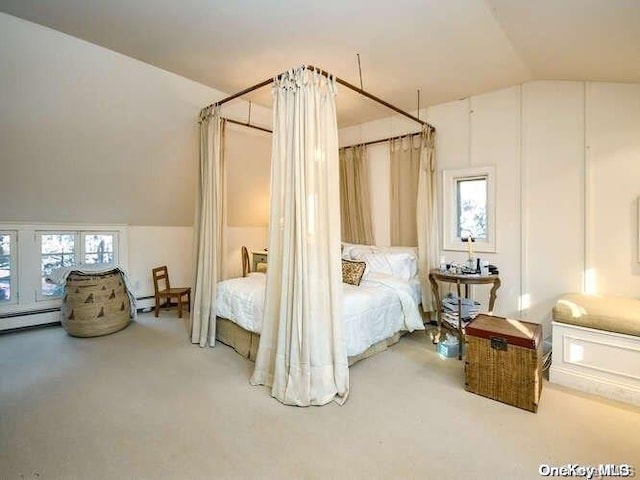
[36,229,121,301]
[82,231,118,265]
[442,166,496,253]
[37,231,77,301]
[0,224,127,330]
[0,231,18,306]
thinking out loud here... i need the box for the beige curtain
[416,128,438,312]
[191,106,226,347]
[390,134,421,246]
[250,68,348,406]
[339,145,374,245]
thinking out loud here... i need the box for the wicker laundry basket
[61,270,131,337]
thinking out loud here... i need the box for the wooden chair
[241,246,250,277]
[241,246,267,277]
[152,266,191,318]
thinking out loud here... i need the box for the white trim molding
[442,166,496,253]
[0,223,128,330]
[550,321,640,406]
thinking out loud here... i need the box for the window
[443,166,495,253]
[84,233,114,265]
[0,232,17,304]
[37,231,118,299]
[0,224,126,330]
[40,233,76,298]
[456,177,487,240]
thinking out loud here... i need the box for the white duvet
[216,272,425,358]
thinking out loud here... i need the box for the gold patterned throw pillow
[342,259,366,286]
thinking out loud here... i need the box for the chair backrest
[152,266,170,294]
[241,246,250,277]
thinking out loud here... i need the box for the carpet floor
[1,312,639,480]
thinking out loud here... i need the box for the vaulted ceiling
[1,0,639,125]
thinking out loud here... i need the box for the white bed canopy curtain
[416,127,438,313]
[191,106,226,347]
[250,67,349,406]
[389,130,438,312]
[339,145,374,245]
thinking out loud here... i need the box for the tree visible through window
[443,166,495,253]
[0,234,13,302]
[85,234,114,264]
[0,226,123,320]
[456,177,487,240]
[41,234,75,298]
[38,232,117,299]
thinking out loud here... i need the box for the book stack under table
[440,293,480,330]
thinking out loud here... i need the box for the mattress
[216,272,424,358]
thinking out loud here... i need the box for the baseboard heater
[0,307,61,320]
[0,296,157,334]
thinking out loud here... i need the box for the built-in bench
[550,293,640,406]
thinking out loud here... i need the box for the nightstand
[428,269,501,360]
[251,250,268,272]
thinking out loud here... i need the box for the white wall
[0,13,271,227]
[224,124,270,278]
[340,81,640,338]
[1,14,201,226]
[127,226,194,299]
[587,83,640,297]
[226,124,271,228]
[0,13,272,326]
[521,82,585,332]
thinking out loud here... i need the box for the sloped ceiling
[1,0,639,126]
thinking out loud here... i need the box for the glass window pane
[41,278,64,298]
[41,254,75,276]
[0,235,12,302]
[0,254,10,302]
[41,234,75,254]
[0,234,10,256]
[0,277,10,301]
[41,252,72,297]
[84,234,114,265]
[40,234,75,298]
[457,178,487,240]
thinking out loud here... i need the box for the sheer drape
[339,145,374,245]
[250,68,348,406]
[191,107,226,347]
[416,128,438,312]
[390,135,421,246]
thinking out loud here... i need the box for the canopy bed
[215,244,425,366]
[191,66,438,406]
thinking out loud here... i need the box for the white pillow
[363,252,417,282]
[341,242,358,259]
[343,243,378,261]
[377,246,418,258]
[362,252,393,277]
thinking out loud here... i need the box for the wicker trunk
[464,314,542,413]
[61,270,131,337]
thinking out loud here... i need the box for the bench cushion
[553,293,640,337]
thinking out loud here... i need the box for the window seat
[550,293,640,406]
